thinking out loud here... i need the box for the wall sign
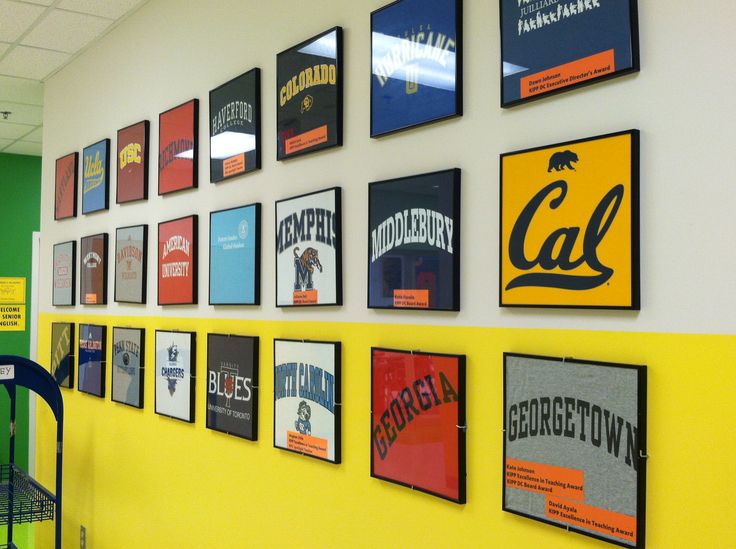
[503,353,647,548]
[274,339,341,463]
[275,188,342,307]
[82,138,110,214]
[0,277,25,332]
[500,130,640,309]
[112,327,145,408]
[51,322,74,388]
[78,323,106,397]
[368,169,460,310]
[209,68,261,182]
[52,241,76,306]
[500,0,639,107]
[54,152,78,220]
[159,99,199,195]
[115,224,148,304]
[117,120,150,203]
[209,204,260,305]
[155,330,195,422]
[276,27,343,160]
[158,215,198,305]
[371,348,466,503]
[207,333,259,441]
[80,233,108,305]
[371,0,463,137]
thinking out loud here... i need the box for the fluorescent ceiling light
[210,131,256,160]
[371,32,457,92]
[503,61,529,77]
[297,31,337,59]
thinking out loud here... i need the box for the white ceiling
[0,0,148,156]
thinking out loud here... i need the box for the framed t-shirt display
[78,323,106,398]
[159,99,198,194]
[117,120,150,203]
[82,139,110,214]
[52,240,76,306]
[274,339,341,463]
[80,233,108,305]
[500,0,639,107]
[275,188,342,307]
[209,204,260,305]
[155,330,195,422]
[54,152,78,220]
[276,27,343,160]
[500,130,640,309]
[371,348,466,503]
[158,215,198,305]
[115,224,148,304]
[371,0,463,137]
[368,169,460,310]
[207,333,259,441]
[50,322,74,388]
[503,353,647,548]
[112,327,145,409]
[209,68,261,182]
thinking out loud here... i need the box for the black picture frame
[157,215,198,306]
[208,203,261,306]
[367,168,461,310]
[273,338,341,464]
[499,0,640,108]
[114,224,148,304]
[370,0,463,137]
[154,330,196,423]
[209,68,262,182]
[499,129,640,310]
[206,333,259,441]
[276,26,343,160]
[52,240,76,306]
[80,233,109,306]
[50,322,75,389]
[370,347,466,503]
[158,99,199,195]
[116,119,150,204]
[274,187,342,308]
[81,138,111,215]
[78,323,107,398]
[111,326,145,409]
[503,352,647,549]
[54,152,78,220]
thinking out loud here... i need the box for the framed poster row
[54,130,640,310]
[49,325,647,548]
[53,0,639,218]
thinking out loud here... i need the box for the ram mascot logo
[293,247,322,291]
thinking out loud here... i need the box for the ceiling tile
[0,41,9,56]
[58,0,145,20]
[0,0,46,42]
[0,120,35,139]
[0,102,42,126]
[0,76,43,105]
[0,45,70,80]
[22,9,112,53]
[22,125,42,143]
[0,137,14,150]
[3,140,41,156]
[19,0,55,5]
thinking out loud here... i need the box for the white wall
[39,0,736,334]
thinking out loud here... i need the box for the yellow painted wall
[35,313,735,548]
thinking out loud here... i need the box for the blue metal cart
[0,356,63,549]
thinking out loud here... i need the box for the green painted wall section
[0,152,42,472]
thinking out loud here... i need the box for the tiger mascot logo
[293,247,323,291]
